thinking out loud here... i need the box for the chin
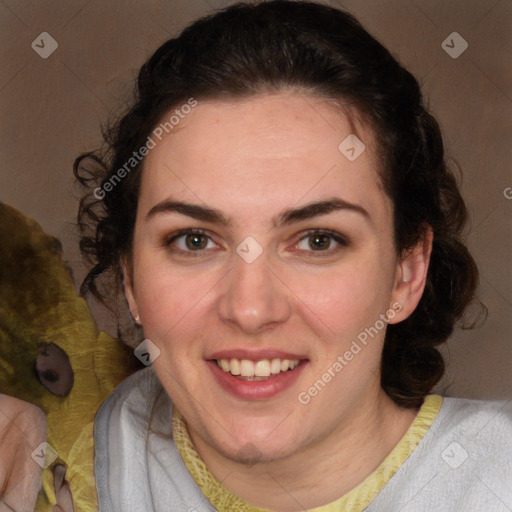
[216,422,303,465]
[225,440,298,466]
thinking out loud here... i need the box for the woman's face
[125,92,419,463]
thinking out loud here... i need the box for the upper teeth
[216,358,300,377]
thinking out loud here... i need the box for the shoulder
[93,367,214,512]
[432,395,512,472]
[94,365,169,454]
[93,367,169,511]
[430,396,512,508]
[369,395,512,511]
[435,395,512,442]
[433,396,512,504]
[94,366,165,426]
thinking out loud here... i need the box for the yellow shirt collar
[171,395,442,512]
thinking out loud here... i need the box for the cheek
[290,256,394,336]
[133,256,223,343]
[135,269,212,392]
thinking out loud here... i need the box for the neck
[188,388,419,511]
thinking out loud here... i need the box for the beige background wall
[1,0,511,399]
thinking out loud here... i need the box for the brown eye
[295,230,348,255]
[184,233,208,250]
[308,233,332,250]
[164,229,217,254]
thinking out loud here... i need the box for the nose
[217,250,292,335]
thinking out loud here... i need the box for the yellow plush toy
[0,202,142,511]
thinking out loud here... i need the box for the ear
[121,257,139,323]
[388,226,433,324]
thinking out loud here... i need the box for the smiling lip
[207,358,308,400]
[208,349,308,361]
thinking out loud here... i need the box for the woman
[75,1,512,511]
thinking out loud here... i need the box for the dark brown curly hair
[74,0,484,408]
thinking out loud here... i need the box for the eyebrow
[145,197,369,227]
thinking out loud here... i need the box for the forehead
[139,93,389,222]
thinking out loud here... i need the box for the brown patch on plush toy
[35,343,74,397]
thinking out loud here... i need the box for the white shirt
[94,366,512,511]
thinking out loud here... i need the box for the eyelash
[292,229,349,257]
[162,228,349,258]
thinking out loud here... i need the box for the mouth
[206,355,309,400]
[214,357,302,381]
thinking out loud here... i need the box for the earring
[134,314,140,324]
